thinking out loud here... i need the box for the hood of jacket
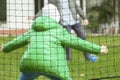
[32,16,61,31]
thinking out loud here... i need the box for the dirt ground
[0,29,28,36]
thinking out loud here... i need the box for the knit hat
[42,4,60,23]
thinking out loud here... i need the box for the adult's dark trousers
[63,23,90,60]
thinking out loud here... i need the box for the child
[0,4,108,80]
[34,0,98,61]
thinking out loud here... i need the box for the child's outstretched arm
[1,31,31,53]
[59,30,108,54]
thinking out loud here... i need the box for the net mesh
[0,0,120,80]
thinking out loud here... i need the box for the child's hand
[0,44,4,52]
[100,45,108,54]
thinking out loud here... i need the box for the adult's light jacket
[3,16,100,80]
[35,0,86,25]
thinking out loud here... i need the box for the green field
[0,35,120,80]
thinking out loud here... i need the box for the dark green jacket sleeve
[34,10,42,19]
[75,1,86,19]
[59,29,100,54]
[3,31,30,53]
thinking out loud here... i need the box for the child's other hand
[100,45,108,54]
[0,44,4,52]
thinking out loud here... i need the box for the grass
[0,21,3,26]
[0,35,120,80]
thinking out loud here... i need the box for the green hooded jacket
[3,16,101,80]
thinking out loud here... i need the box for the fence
[0,0,120,80]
